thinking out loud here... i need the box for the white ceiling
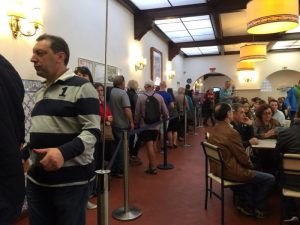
[130,0,206,10]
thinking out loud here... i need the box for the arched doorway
[193,73,231,93]
[260,70,300,100]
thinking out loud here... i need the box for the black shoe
[145,168,158,175]
[254,209,267,219]
[111,172,124,178]
[283,216,299,223]
[236,205,253,217]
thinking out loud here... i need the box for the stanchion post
[157,120,174,170]
[197,104,203,128]
[193,107,198,136]
[183,109,192,147]
[96,169,111,225]
[112,131,142,221]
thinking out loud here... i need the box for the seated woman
[254,104,281,139]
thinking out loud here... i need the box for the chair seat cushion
[208,173,244,187]
[283,188,300,198]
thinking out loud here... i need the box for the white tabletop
[251,139,277,149]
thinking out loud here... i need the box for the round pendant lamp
[240,44,267,63]
[236,62,255,71]
[247,0,299,34]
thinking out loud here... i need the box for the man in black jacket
[0,54,25,224]
[276,108,300,223]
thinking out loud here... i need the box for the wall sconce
[135,58,146,71]
[238,70,255,84]
[168,70,175,79]
[7,1,43,39]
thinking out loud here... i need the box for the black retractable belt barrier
[183,109,192,147]
[157,119,174,170]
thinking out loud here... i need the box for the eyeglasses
[263,111,272,115]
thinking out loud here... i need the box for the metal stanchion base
[112,206,142,221]
[183,144,192,147]
[157,163,174,170]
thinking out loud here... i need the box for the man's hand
[33,148,64,171]
[249,137,259,145]
[243,117,253,126]
[130,121,134,130]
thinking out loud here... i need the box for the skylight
[155,15,215,44]
[181,46,219,56]
[129,0,206,10]
[272,40,300,50]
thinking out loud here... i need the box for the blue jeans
[282,196,298,218]
[27,180,89,225]
[233,171,275,210]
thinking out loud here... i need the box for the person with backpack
[134,81,169,175]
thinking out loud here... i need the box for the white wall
[0,0,183,90]
[183,52,300,90]
[1,0,299,92]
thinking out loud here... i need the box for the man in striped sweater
[27,34,100,225]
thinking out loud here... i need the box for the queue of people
[1,33,300,225]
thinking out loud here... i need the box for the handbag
[102,125,114,141]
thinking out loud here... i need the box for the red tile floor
[15,127,283,225]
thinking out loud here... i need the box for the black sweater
[0,54,25,205]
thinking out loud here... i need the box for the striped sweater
[28,72,100,187]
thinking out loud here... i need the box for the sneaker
[284,216,299,223]
[173,144,178,149]
[145,168,158,175]
[236,205,253,217]
[87,201,97,209]
[254,209,267,219]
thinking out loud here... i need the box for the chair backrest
[282,153,300,175]
[201,141,223,164]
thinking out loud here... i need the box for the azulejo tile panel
[22,80,42,142]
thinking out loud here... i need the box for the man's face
[270,101,278,112]
[30,39,62,80]
[233,107,245,123]
[225,81,231,89]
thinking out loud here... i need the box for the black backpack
[143,93,161,124]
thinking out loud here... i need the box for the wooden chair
[201,141,245,225]
[280,153,300,225]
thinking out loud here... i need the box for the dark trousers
[111,126,126,173]
[233,171,275,210]
[0,174,25,225]
[282,196,298,218]
[27,180,89,225]
[129,134,141,157]
[0,192,24,225]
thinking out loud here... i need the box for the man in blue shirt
[220,80,235,105]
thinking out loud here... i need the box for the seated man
[232,103,258,149]
[208,103,275,218]
[275,107,300,223]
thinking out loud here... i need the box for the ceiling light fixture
[240,44,267,63]
[246,0,299,34]
[236,62,255,71]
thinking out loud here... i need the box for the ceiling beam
[210,13,224,55]
[175,33,300,48]
[143,1,249,20]
[134,13,153,40]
